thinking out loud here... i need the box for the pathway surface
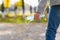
[0,23,60,40]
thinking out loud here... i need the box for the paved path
[0,23,60,40]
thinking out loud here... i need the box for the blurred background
[0,0,60,40]
[0,0,50,23]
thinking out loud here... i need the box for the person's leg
[46,6,60,40]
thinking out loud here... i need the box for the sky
[24,0,39,7]
[0,0,3,4]
[10,0,19,5]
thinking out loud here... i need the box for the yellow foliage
[4,0,11,8]
[16,13,22,16]
[7,13,15,17]
[3,0,23,8]
[15,0,22,8]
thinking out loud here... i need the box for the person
[35,0,60,40]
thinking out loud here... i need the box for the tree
[22,0,25,14]
[1,3,5,19]
[30,6,32,14]
[22,0,26,19]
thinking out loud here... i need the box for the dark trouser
[46,6,60,40]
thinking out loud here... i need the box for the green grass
[0,16,25,24]
[0,15,48,24]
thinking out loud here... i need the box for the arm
[37,0,48,14]
[34,0,48,21]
